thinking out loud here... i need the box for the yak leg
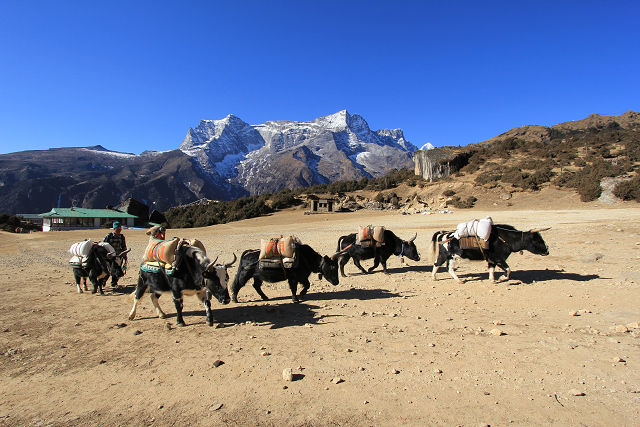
[367,257,380,273]
[352,258,369,275]
[199,290,214,326]
[128,276,148,320]
[73,271,84,293]
[172,291,186,327]
[447,257,464,284]
[432,250,448,281]
[298,277,311,297]
[150,293,166,318]
[380,257,389,274]
[252,278,269,301]
[288,279,300,303]
[90,275,104,295]
[432,263,440,280]
[231,270,249,303]
[338,255,350,278]
[496,261,511,282]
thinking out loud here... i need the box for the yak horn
[118,248,131,257]
[529,227,551,233]
[225,253,238,268]
[408,233,417,242]
[331,243,353,260]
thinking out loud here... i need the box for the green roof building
[39,207,137,232]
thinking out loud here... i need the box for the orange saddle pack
[143,237,180,265]
[357,226,385,247]
[259,235,299,260]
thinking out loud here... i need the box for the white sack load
[69,255,89,268]
[69,240,93,258]
[98,242,116,256]
[453,217,493,242]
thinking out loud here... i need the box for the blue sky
[1,1,638,154]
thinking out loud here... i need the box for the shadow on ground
[128,287,403,329]
[458,269,600,284]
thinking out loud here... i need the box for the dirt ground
[1,195,640,426]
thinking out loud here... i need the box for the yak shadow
[458,269,600,284]
[212,302,336,329]
[126,302,331,329]
[110,284,137,295]
[235,287,401,304]
[379,265,432,274]
[304,288,401,302]
[345,264,431,276]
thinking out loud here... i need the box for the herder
[103,221,128,288]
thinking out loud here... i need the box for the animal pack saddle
[356,226,385,248]
[258,235,300,269]
[459,236,489,250]
[141,237,206,271]
[68,241,115,268]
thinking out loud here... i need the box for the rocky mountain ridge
[178,110,417,195]
[0,111,416,214]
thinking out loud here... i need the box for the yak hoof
[128,314,136,321]
[177,322,186,327]
[260,295,270,301]
[207,320,213,327]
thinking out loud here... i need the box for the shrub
[475,172,502,186]
[613,175,640,201]
[554,170,580,188]
[374,192,385,203]
[270,189,300,210]
[442,189,456,197]
[449,196,477,209]
[577,174,602,202]
[518,159,547,170]
[501,168,527,187]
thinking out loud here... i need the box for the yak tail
[336,236,345,252]
[429,231,447,264]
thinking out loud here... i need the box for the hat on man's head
[112,221,121,229]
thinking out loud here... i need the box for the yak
[335,230,419,277]
[72,243,129,294]
[230,244,340,304]
[430,224,550,283]
[128,245,236,327]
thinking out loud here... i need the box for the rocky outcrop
[413,148,457,181]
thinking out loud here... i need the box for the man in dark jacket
[104,221,127,287]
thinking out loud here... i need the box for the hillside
[166,111,640,228]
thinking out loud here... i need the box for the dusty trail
[1,205,639,426]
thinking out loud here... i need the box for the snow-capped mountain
[179,110,417,195]
[0,111,418,213]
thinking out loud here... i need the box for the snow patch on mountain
[179,110,418,195]
[81,148,137,158]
